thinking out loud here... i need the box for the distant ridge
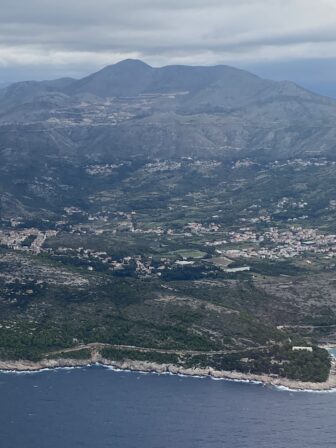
[1,59,336,162]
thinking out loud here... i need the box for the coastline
[0,355,335,392]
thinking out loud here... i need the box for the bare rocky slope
[1,59,336,165]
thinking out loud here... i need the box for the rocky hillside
[1,59,336,164]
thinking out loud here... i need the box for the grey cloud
[0,0,237,25]
[1,0,336,86]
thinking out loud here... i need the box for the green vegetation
[47,349,92,360]
[101,344,330,383]
[170,249,207,259]
[1,157,336,383]
[101,347,180,365]
[184,345,331,383]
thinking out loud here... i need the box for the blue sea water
[329,348,336,357]
[0,366,335,448]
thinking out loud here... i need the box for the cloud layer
[1,0,336,86]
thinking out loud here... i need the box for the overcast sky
[1,0,336,96]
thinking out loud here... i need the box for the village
[216,226,336,260]
[2,205,336,278]
[1,155,336,277]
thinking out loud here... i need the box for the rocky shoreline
[1,355,336,392]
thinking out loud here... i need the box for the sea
[1,361,336,448]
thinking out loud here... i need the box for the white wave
[0,365,90,375]
[273,384,336,394]
[1,363,334,393]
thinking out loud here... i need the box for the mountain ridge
[3,59,324,100]
[1,59,336,163]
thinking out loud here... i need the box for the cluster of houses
[209,226,336,260]
[0,228,57,254]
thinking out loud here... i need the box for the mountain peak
[70,58,154,97]
[1,60,336,164]
[100,59,153,74]
[112,59,152,69]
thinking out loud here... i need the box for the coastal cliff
[1,353,335,392]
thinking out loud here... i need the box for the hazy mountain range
[1,58,336,163]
